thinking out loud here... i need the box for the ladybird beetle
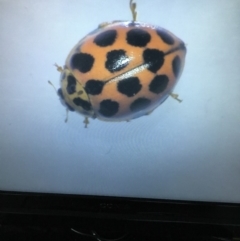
[55,0,186,127]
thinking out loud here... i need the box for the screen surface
[0,0,240,203]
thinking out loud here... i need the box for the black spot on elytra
[73,97,91,111]
[143,49,164,73]
[99,99,119,117]
[156,29,175,45]
[172,55,181,78]
[117,77,142,97]
[66,75,77,95]
[71,53,94,73]
[130,98,151,112]
[149,75,169,94]
[126,28,151,47]
[94,30,117,47]
[105,49,129,73]
[85,80,104,95]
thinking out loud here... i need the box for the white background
[0,0,240,203]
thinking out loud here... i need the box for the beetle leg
[84,117,89,128]
[130,0,137,21]
[54,63,64,72]
[98,21,122,29]
[170,93,182,103]
[65,109,69,123]
[98,22,112,28]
